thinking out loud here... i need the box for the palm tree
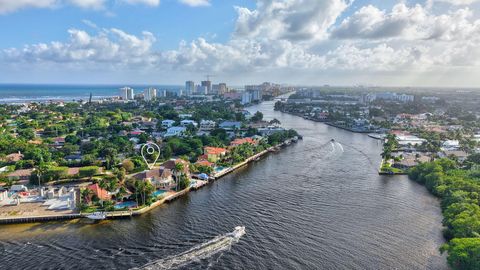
[173,163,184,192]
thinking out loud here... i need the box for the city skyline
[1,0,480,87]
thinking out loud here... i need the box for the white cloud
[234,0,352,41]
[3,28,156,66]
[178,0,210,7]
[121,0,160,6]
[434,0,480,5]
[0,0,107,13]
[3,0,480,86]
[331,3,480,41]
[0,0,58,14]
[68,0,106,10]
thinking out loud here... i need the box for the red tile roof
[87,183,111,201]
[196,160,214,167]
[204,147,227,156]
[230,138,256,146]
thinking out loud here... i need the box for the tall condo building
[120,87,134,100]
[144,88,157,101]
[218,83,227,95]
[185,81,195,96]
[201,80,212,94]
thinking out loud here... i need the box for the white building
[165,127,187,137]
[120,87,134,100]
[396,135,426,146]
[442,140,460,151]
[185,81,195,96]
[180,120,198,127]
[241,91,252,105]
[200,120,216,130]
[144,88,157,101]
[161,120,175,128]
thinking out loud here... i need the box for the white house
[180,120,198,127]
[198,120,215,131]
[165,127,187,137]
[162,120,175,128]
[396,135,426,146]
[442,140,460,151]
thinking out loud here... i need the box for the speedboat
[232,226,246,238]
[330,138,336,142]
[86,212,106,220]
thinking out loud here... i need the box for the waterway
[0,100,447,269]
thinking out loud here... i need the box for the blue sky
[1,0,480,87]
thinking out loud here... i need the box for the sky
[1,0,480,87]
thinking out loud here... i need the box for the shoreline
[277,110,374,133]
[0,138,297,225]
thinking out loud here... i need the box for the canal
[0,100,447,269]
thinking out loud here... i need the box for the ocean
[0,84,182,103]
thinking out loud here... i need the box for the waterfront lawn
[380,163,404,174]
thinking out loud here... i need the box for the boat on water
[135,226,246,270]
[330,138,336,142]
[86,212,107,220]
[231,226,246,238]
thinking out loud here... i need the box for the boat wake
[133,226,246,270]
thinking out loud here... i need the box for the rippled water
[0,100,447,269]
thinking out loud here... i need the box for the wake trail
[132,226,246,270]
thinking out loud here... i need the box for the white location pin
[141,142,161,170]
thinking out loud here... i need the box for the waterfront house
[163,159,191,176]
[195,160,214,168]
[164,126,187,137]
[219,121,241,130]
[87,183,111,201]
[203,147,227,162]
[258,127,285,136]
[230,138,257,147]
[134,168,175,190]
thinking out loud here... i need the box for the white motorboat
[86,212,107,220]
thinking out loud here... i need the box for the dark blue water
[0,84,182,103]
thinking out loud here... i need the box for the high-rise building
[201,81,212,94]
[144,88,157,101]
[196,85,208,95]
[245,85,263,101]
[185,81,195,96]
[120,87,134,100]
[241,91,252,105]
[218,83,227,95]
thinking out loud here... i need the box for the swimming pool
[215,166,225,172]
[153,190,167,197]
[114,201,137,209]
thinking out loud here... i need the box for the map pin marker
[141,142,161,170]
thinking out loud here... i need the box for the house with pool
[133,167,176,190]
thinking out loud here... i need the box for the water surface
[0,100,447,269]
